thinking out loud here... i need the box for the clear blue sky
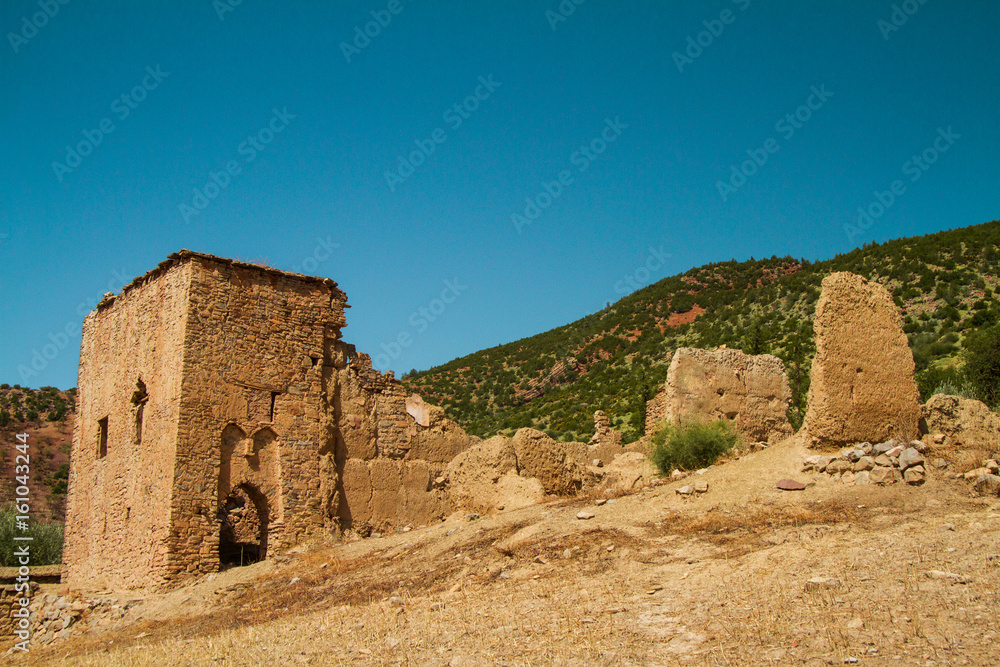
[2,0,998,389]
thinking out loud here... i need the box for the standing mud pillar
[803,272,921,447]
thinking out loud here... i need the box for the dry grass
[13,463,1000,666]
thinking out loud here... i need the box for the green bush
[0,505,63,566]
[932,380,981,401]
[649,420,740,475]
[964,323,1000,407]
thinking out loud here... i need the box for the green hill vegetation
[0,384,74,426]
[403,219,1000,444]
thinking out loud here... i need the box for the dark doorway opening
[218,484,268,567]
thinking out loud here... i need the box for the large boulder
[602,452,659,492]
[803,272,921,447]
[921,394,1000,451]
[445,429,595,513]
[657,346,793,444]
[445,436,544,514]
[512,428,586,496]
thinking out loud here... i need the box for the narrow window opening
[269,392,278,422]
[310,356,319,368]
[131,379,148,446]
[97,417,109,459]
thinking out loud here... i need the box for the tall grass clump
[649,420,740,475]
[0,504,64,566]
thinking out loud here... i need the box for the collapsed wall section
[334,353,476,533]
[652,347,793,445]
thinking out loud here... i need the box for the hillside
[0,386,75,522]
[404,219,1000,443]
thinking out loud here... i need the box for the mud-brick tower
[63,251,349,590]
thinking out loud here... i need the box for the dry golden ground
[13,435,1000,666]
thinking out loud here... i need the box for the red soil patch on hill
[658,304,705,331]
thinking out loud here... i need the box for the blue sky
[1,0,998,389]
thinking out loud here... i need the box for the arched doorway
[218,483,268,567]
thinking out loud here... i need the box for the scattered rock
[869,467,895,485]
[841,472,855,485]
[594,498,607,506]
[805,576,841,590]
[825,459,852,474]
[576,511,595,520]
[874,439,899,455]
[898,447,925,471]
[903,467,925,485]
[854,456,875,472]
[939,523,955,532]
[802,455,832,472]
[694,480,709,493]
[873,454,893,467]
[776,479,806,491]
[853,471,870,486]
[973,473,1000,497]
[676,485,694,495]
[924,570,968,583]
[932,458,948,469]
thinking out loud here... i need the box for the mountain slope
[403,219,1000,442]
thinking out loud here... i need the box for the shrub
[649,420,740,475]
[0,505,63,566]
[932,380,982,401]
[964,323,1000,407]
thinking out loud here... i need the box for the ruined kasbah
[62,250,475,591]
[8,251,999,663]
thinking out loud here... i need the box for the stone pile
[8,593,141,651]
[801,439,931,486]
[959,458,1000,497]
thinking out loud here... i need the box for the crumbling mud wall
[334,356,478,533]
[921,394,1000,451]
[644,392,667,435]
[588,410,624,464]
[446,428,593,514]
[803,272,921,447]
[650,347,793,445]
